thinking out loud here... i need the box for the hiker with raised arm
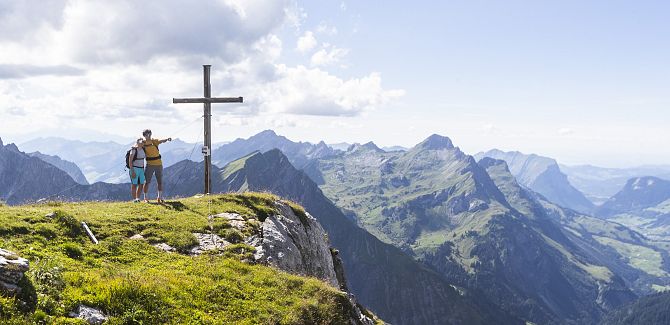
[127,138,146,203]
[142,129,171,203]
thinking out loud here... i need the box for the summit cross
[173,65,243,194]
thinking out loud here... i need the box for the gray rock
[206,203,341,288]
[129,234,144,240]
[153,243,176,252]
[69,304,108,325]
[255,202,340,288]
[190,233,230,255]
[0,249,29,294]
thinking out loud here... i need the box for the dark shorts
[145,165,163,185]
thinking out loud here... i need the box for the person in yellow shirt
[142,129,171,203]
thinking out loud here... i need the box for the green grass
[0,193,376,324]
[593,235,668,277]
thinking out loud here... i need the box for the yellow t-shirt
[143,139,162,166]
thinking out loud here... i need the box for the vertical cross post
[203,65,212,194]
[173,65,243,195]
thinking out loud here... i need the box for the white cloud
[316,22,338,36]
[558,127,574,136]
[0,0,404,140]
[0,0,292,66]
[296,31,317,53]
[250,65,404,116]
[310,45,349,67]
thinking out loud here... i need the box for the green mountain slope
[593,177,670,246]
[314,135,635,324]
[536,190,670,295]
[0,194,380,324]
[213,149,519,325]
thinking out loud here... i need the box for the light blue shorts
[129,167,146,185]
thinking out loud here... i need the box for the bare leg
[131,184,137,200]
[143,181,150,200]
[136,184,144,200]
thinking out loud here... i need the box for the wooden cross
[173,65,243,194]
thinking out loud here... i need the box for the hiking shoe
[133,199,140,203]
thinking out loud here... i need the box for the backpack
[125,148,137,169]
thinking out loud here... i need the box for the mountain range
[0,136,516,324]
[312,134,638,323]
[561,165,670,205]
[4,130,670,324]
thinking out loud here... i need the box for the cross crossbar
[173,97,243,104]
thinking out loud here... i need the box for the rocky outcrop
[69,305,108,325]
[0,248,30,295]
[190,202,341,288]
[255,202,339,287]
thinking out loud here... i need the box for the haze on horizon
[0,0,668,168]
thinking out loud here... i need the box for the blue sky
[0,1,668,167]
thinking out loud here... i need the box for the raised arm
[158,138,172,144]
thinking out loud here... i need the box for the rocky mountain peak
[5,143,20,153]
[346,141,383,153]
[416,134,454,150]
[254,129,279,139]
[477,157,508,170]
[0,137,3,147]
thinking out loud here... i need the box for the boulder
[255,202,340,288]
[0,248,29,294]
[69,304,108,325]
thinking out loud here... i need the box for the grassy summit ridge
[0,193,374,324]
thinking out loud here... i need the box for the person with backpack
[127,138,146,203]
[142,129,171,203]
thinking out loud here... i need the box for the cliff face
[28,151,89,185]
[254,202,341,288]
[476,149,594,214]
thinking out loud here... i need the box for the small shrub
[0,295,22,319]
[102,278,171,323]
[286,201,309,225]
[205,219,230,234]
[34,224,58,239]
[99,235,124,256]
[219,228,244,244]
[164,231,198,253]
[52,211,82,238]
[62,243,83,260]
[222,243,256,260]
[32,309,48,323]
